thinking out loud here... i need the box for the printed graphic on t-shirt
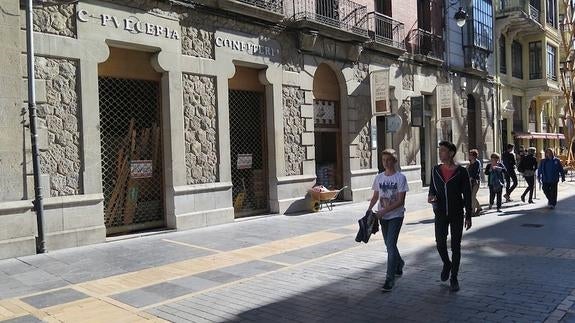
[379,181,398,210]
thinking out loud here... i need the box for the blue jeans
[380,216,404,281]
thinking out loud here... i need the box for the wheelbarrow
[308,186,348,211]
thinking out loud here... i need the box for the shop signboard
[237,154,253,169]
[371,69,390,116]
[436,83,452,119]
[130,160,153,178]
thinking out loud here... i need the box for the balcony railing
[367,12,405,49]
[496,0,541,22]
[235,0,284,13]
[287,0,368,36]
[406,29,444,61]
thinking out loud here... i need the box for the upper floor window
[418,0,432,32]
[547,0,557,28]
[547,44,557,80]
[529,41,542,79]
[500,36,507,74]
[512,41,523,79]
[471,0,493,51]
[375,0,392,16]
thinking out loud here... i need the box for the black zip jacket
[428,164,472,221]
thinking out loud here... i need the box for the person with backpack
[518,147,537,204]
[537,148,565,209]
[485,153,507,212]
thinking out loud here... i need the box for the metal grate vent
[98,77,164,233]
[229,90,268,217]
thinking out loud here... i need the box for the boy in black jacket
[428,141,472,292]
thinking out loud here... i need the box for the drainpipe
[25,0,47,254]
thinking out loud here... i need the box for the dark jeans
[521,176,535,202]
[542,181,559,206]
[489,186,502,209]
[381,216,404,281]
[505,170,518,196]
[434,213,464,279]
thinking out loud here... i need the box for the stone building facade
[0,0,492,258]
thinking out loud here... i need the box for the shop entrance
[313,64,342,189]
[229,66,269,218]
[98,48,164,235]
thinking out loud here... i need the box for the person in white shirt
[367,149,409,292]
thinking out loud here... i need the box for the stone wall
[35,57,82,196]
[283,86,306,176]
[357,123,372,169]
[183,73,218,184]
[33,4,76,38]
[181,21,215,59]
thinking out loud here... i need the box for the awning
[513,132,566,140]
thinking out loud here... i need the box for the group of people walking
[366,141,567,294]
[472,144,566,213]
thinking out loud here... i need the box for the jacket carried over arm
[428,165,473,221]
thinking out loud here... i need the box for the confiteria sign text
[76,10,179,40]
[215,36,279,57]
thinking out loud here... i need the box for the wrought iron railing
[496,0,541,22]
[367,12,405,49]
[406,29,444,60]
[287,0,368,36]
[234,0,284,13]
[464,46,489,71]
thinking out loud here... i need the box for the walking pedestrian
[485,153,506,212]
[428,141,472,292]
[502,144,518,202]
[537,148,565,209]
[466,149,483,216]
[367,149,409,292]
[518,147,537,204]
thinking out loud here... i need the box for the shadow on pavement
[222,194,575,322]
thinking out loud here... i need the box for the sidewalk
[0,182,574,322]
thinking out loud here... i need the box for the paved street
[1,181,575,322]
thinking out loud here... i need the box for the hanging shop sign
[76,10,180,40]
[436,83,452,119]
[386,114,402,133]
[411,96,424,127]
[371,69,390,116]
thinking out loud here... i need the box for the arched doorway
[467,94,477,150]
[313,64,342,189]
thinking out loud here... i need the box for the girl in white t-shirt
[367,149,409,292]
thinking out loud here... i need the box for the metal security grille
[98,77,164,235]
[229,90,268,217]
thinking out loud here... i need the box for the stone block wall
[33,3,76,38]
[34,57,82,197]
[183,73,219,184]
[283,86,306,176]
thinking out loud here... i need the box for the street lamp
[454,7,468,27]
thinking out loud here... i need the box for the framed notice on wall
[436,83,452,119]
[371,69,390,116]
[411,96,424,127]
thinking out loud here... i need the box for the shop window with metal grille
[98,77,164,234]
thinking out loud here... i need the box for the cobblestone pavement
[0,181,574,322]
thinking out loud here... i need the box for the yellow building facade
[495,0,565,157]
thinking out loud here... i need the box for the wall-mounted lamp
[298,30,319,52]
[454,7,468,27]
[347,43,363,62]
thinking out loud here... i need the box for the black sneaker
[450,278,460,292]
[382,279,394,292]
[396,260,405,277]
[441,263,451,282]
